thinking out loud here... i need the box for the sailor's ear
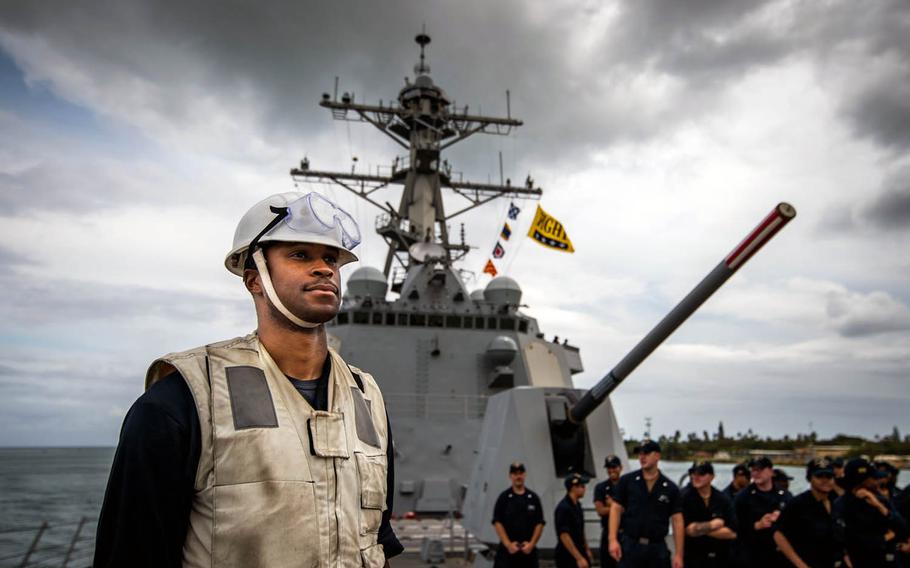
[243,269,262,294]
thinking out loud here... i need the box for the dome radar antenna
[414,29,431,76]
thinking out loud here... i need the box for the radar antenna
[414,29,431,76]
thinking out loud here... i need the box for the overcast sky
[1,0,908,446]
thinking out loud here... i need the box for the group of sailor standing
[493,440,910,568]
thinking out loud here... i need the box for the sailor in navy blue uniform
[722,463,749,501]
[834,458,909,568]
[594,455,623,568]
[772,469,795,500]
[555,473,593,568]
[492,462,546,568]
[608,440,684,568]
[681,461,736,568]
[831,457,847,498]
[733,456,790,568]
[773,458,844,568]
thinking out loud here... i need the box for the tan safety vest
[146,333,390,568]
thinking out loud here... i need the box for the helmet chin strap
[252,249,320,329]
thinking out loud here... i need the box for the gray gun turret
[463,203,796,552]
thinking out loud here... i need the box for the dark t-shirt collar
[286,354,332,410]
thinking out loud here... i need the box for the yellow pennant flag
[527,204,575,252]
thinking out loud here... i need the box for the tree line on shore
[625,423,909,462]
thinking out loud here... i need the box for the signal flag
[527,204,575,252]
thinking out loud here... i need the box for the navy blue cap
[604,455,622,468]
[633,440,661,454]
[806,458,834,480]
[509,462,526,473]
[749,456,774,470]
[689,461,714,476]
[843,458,875,488]
[732,463,749,476]
[773,468,793,482]
[565,473,590,489]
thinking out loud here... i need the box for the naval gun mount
[462,203,796,551]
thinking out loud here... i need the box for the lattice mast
[291,32,541,284]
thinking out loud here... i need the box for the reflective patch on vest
[350,386,381,448]
[225,366,279,429]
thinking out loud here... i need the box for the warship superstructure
[292,33,628,514]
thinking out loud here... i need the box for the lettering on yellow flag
[526,205,575,252]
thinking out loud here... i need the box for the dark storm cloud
[0,0,908,175]
[605,0,910,152]
[845,81,910,152]
[863,165,910,230]
[826,289,910,337]
[0,1,450,145]
[833,0,910,151]
[603,0,787,77]
[819,165,910,234]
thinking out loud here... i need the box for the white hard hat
[225,192,360,276]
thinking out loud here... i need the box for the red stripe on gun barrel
[725,203,795,269]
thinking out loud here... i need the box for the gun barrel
[568,203,796,424]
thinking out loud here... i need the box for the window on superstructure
[428,314,443,328]
[499,317,516,331]
[487,317,497,329]
[518,319,528,333]
[353,312,369,324]
[397,313,408,326]
[446,315,461,328]
[475,317,485,329]
[337,312,349,325]
[385,313,396,326]
[409,313,426,326]
[372,312,383,325]
[463,316,474,329]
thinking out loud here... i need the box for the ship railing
[0,517,96,568]
[383,392,488,420]
[0,518,482,566]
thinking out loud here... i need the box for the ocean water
[0,448,808,565]
[0,447,114,567]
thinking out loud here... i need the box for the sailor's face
[690,471,713,490]
[607,466,622,482]
[638,451,659,469]
[809,473,834,494]
[259,242,342,323]
[733,472,750,489]
[751,466,773,486]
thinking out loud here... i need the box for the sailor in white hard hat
[95,192,402,568]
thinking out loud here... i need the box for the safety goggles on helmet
[245,193,361,267]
